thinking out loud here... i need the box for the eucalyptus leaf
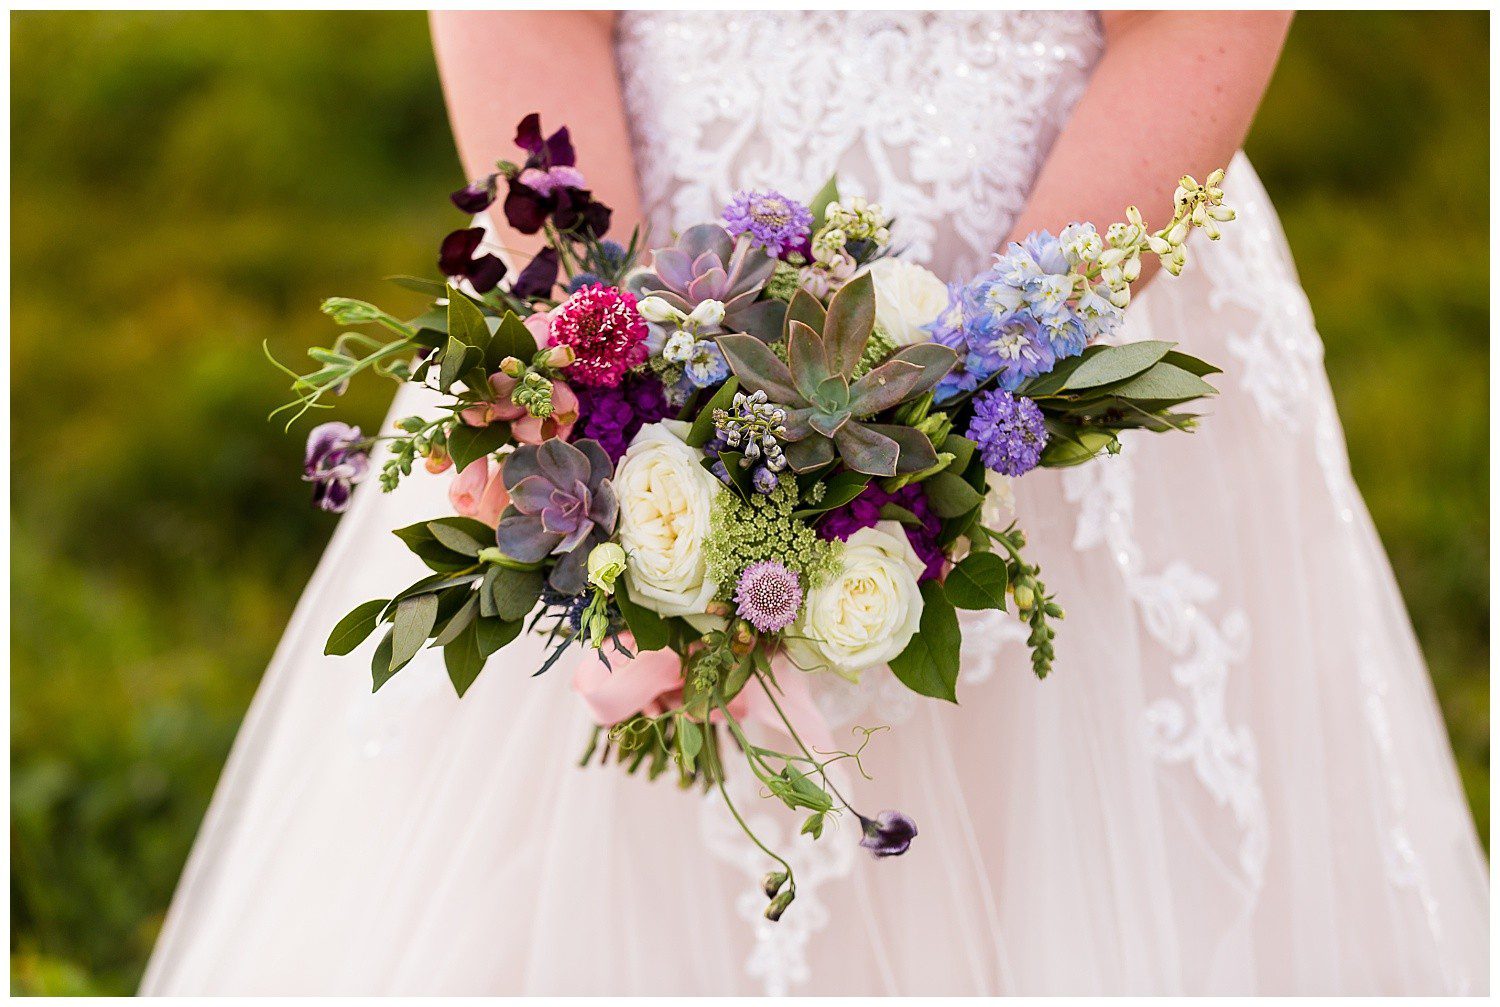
[442,619,484,697]
[1060,340,1174,391]
[431,593,480,647]
[476,616,522,657]
[325,598,390,657]
[923,470,984,519]
[391,593,440,669]
[427,520,487,557]
[490,566,544,621]
[1108,362,1217,403]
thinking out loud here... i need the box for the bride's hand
[1008,11,1293,288]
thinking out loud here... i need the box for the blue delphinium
[926,281,981,403]
[967,390,1049,477]
[962,283,1056,391]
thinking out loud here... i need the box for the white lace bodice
[615,11,1103,279]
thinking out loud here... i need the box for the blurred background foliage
[9,10,1488,995]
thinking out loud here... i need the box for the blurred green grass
[9,11,1488,995]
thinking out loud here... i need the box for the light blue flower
[683,338,730,388]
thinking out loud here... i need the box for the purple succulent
[303,422,368,513]
[495,439,618,594]
[439,227,507,293]
[857,810,918,858]
[626,223,782,340]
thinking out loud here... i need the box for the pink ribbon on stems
[572,640,836,755]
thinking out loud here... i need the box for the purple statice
[303,421,369,513]
[819,482,944,581]
[857,810,918,858]
[569,373,674,464]
[722,190,814,258]
[734,560,803,633]
[968,390,1048,477]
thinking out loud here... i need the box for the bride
[141,11,1487,995]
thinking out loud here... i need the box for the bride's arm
[430,11,642,256]
[1008,11,1292,284]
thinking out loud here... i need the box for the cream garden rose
[785,521,925,681]
[615,420,722,617]
[866,258,948,346]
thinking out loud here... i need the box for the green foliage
[8,10,1487,994]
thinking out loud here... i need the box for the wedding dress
[141,11,1487,995]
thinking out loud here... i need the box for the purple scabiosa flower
[303,422,369,513]
[857,810,918,858]
[734,560,803,633]
[450,174,499,213]
[968,390,1048,477]
[818,482,944,580]
[569,373,674,464]
[439,227,508,293]
[723,190,814,258]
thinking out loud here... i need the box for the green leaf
[879,503,923,526]
[490,566,545,622]
[391,593,440,669]
[809,174,840,230]
[785,287,827,340]
[941,433,976,474]
[685,376,739,448]
[944,551,1008,611]
[427,518,490,557]
[324,598,389,656]
[1039,427,1117,467]
[1061,340,1174,391]
[446,423,511,471]
[801,812,826,839]
[431,593,480,647]
[923,470,984,519]
[393,521,475,573]
[438,336,473,392]
[478,566,499,617]
[442,619,485,697]
[371,629,399,691]
[888,582,961,702]
[476,616,522,657]
[616,582,669,651]
[386,275,449,297]
[792,469,870,517]
[447,284,492,349]
[1107,362,1217,403]
[1161,350,1222,377]
[489,311,539,369]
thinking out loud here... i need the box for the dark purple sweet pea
[501,114,611,238]
[510,247,559,301]
[494,439,617,594]
[857,810,918,858]
[450,173,499,213]
[514,113,575,168]
[551,187,612,238]
[303,421,369,514]
[438,227,508,293]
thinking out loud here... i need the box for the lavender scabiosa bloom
[734,560,803,633]
[303,422,369,513]
[968,390,1048,477]
[857,810,918,858]
[723,190,814,258]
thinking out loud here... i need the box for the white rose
[615,420,722,617]
[866,258,948,346]
[785,521,925,681]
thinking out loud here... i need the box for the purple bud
[751,464,779,495]
[857,810,917,858]
[303,422,369,514]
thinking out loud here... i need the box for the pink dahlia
[548,283,648,388]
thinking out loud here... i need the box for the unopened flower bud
[761,870,789,898]
[499,356,526,379]
[637,295,679,324]
[320,297,384,325]
[424,445,452,474]
[1013,584,1035,611]
[686,298,726,329]
[764,888,796,922]
[586,542,627,595]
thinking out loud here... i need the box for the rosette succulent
[717,274,957,477]
[495,439,619,594]
[627,224,783,340]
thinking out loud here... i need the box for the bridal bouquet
[275,114,1234,921]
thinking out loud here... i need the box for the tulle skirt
[141,157,1487,994]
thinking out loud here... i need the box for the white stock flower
[785,521,925,681]
[615,421,722,617]
[865,258,948,346]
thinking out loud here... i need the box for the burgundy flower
[510,247,559,301]
[515,112,575,169]
[501,113,612,238]
[450,173,499,214]
[439,227,507,293]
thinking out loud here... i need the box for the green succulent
[717,273,957,477]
